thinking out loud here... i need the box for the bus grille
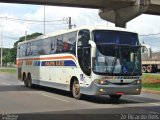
[112,83,130,85]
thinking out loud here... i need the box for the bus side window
[26,42,33,56]
[78,30,90,47]
[56,35,63,53]
[63,32,77,55]
[78,30,91,76]
[38,40,45,55]
[50,37,57,54]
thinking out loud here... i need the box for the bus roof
[18,25,137,46]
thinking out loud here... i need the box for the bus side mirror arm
[89,40,96,58]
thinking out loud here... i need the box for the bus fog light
[100,89,104,92]
[137,80,140,84]
[100,80,104,84]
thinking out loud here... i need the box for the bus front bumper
[80,82,141,95]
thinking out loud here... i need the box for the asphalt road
[0,73,160,120]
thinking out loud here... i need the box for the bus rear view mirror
[89,40,96,58]
[130,53,135,62]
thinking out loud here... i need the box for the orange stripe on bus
[16,56,76,62]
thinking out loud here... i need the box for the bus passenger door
[77,30,91,86]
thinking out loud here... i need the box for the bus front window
[93,30,141,75]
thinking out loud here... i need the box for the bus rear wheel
[72,80,81,99]
[109,95,121,100]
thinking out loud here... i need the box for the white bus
[17,26,145,100]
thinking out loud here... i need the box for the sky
[0,2,160,51]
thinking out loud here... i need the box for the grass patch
[143,83,160,91]
[0,68,16,74]
[142,74,160,91]
[142,74,160,82]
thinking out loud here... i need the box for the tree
[3,51,12,66]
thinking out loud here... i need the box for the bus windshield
[93,30,141,75]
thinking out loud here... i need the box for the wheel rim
[142,66,146,73]
[147,66,152,73]
[73,81,80,96]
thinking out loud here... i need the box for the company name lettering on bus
[33,61,41,66]
[41,61,65,66]
[80,74,83,81]
[26,60,32,66]
[102,76,114,80]
[116,76,140,79]
[16,60,23,66]
[102,76,140,80]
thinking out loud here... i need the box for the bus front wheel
[72,80,81,99]
[109,95,121,100]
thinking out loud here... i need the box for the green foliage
[142,73,160,83]
[143,83,160,91]
[0,68,16,74]
[11,47,17,63]
[3,51,12,65]
[142,73,160,91]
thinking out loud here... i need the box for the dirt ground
[142,77,160,84]
[142,89,160,94]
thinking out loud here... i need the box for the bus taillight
[116,92,124,95]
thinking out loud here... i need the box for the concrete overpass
[0,0,160,28]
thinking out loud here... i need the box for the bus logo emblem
[80,74,83,81]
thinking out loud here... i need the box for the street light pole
[0,25,4,67]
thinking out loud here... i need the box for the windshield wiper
[131,62,139,75]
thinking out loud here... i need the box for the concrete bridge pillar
[99,0,150,28]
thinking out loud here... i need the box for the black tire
[72,80,82,99]
[27,74,32,88]
[147,65,152,73]
[142,66,147,73]
[109,95,121,100]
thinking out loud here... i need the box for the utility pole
[68,17,72,29]
[0,25,4,67]
[68,17,76,29]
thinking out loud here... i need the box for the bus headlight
[132,80,141,85]
[94,79,110,85]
